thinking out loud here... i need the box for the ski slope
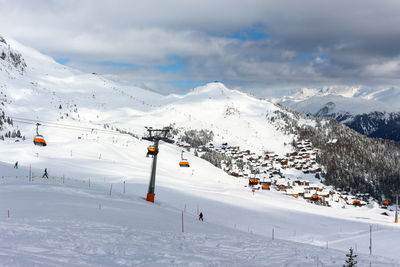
[1,35,400,266]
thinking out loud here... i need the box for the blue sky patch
[156,63,184,72]
[298,53,312,60]
[156,56,185,72]
[54,58,69,65]
[100,61,137,67]
[227,23,268,41]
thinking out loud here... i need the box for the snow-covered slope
[278,86,400,142]
[1,35,400,266]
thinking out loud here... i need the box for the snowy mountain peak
[315,101,336,116]
[290,86,363,101]
[0,35,27,75]
[189,82,232,96]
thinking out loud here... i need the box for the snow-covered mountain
[278,86,400,142]
[1,35,400,266]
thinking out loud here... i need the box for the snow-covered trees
[179,129,214,148]
[296,117,400,202]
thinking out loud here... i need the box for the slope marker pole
[182,211,184,233]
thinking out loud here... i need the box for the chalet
[286,189,299,198]
[286,187,305,198]
[260,179,272,186]
[318,189,331,198]
[304,192,315,200]
[306,184,323,192]
[229,171,240,177]
[272,170,280,175]
[276,179,289,191]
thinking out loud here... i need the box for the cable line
[10,116,139,137]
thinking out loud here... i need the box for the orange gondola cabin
[33,123,47,146]
[33,135,47,146]
[179,151,190,167]
[146,146,159,157]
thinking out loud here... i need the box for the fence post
[182,211,184,233]
[123,181,126,193]
[272,228,274,240]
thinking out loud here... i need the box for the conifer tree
[343,247,357,267]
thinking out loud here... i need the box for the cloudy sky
[1,0,400,96]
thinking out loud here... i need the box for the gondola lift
[33,123,47,146]
[179,150,190,167]
[146,145,159,157]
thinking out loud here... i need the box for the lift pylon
[142,126,174,203]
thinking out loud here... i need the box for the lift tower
[142,126,174,203]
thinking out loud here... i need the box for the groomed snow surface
[0,137,399,266]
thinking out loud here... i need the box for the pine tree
[343,247,357,267]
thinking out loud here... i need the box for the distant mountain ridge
[279,87,400,142]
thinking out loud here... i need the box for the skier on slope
[199,212,204,221]
[14,161,18,169]
[42,168,48,179]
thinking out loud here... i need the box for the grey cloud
[1,0,400,95]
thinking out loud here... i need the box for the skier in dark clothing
[42,168,48,179]
[14,161,18,169]
[199,212,204,221]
